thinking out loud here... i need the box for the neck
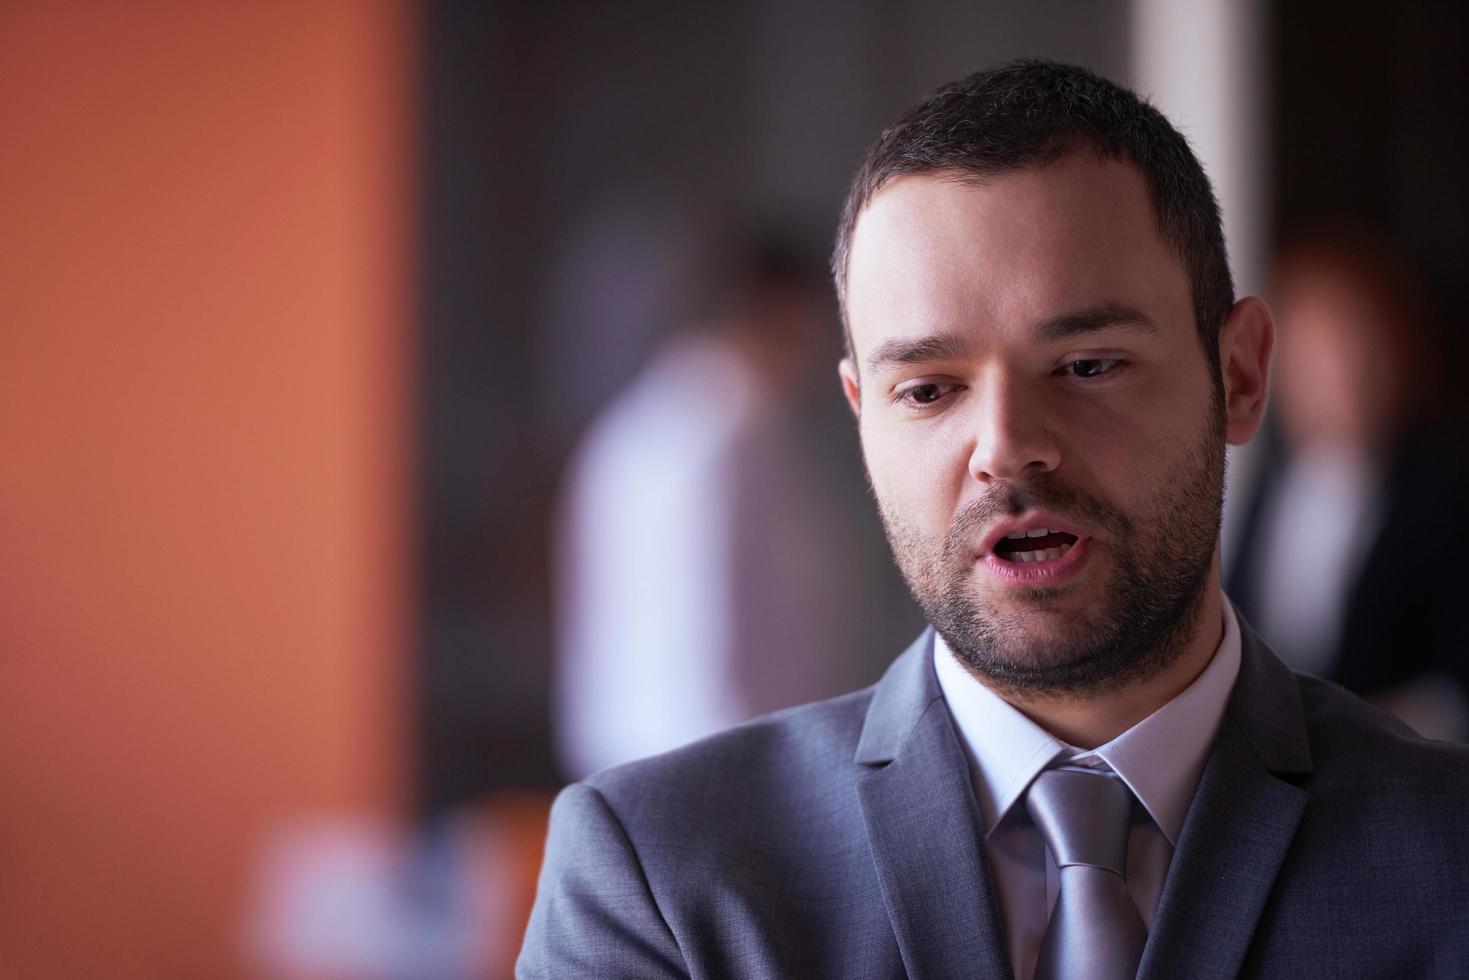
[998,576,1225,749]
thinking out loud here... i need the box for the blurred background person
[552,236,903,779]
[1227,233,1469,739]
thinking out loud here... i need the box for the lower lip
[980,536,1091,585]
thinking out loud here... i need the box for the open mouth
[992,528,1080,564]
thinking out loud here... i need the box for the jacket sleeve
[517,781,688,979]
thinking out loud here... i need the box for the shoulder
[1296,671,1469,772]
[524,683,895,977]
[1293,672,1469,833]
[581,684,877,837]
[535,684,880,941]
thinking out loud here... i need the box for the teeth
[1009,545,1070,564]
[1026,527,1051,538]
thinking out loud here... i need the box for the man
[519,60,1469,979]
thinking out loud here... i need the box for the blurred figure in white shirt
[553,238,910,779]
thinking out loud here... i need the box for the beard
[876,402,1226,698]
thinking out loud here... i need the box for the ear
[838,357,861,418]
[1217,296,1274,446]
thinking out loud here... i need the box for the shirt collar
[933,595,1243,845]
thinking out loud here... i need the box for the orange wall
[0,3,414,976]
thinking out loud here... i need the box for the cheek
[1052,391,1199,503]
[860,417,965,527]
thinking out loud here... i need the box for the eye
[894,381,962,409]
[1061,357,1123,380]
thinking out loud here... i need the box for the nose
[965,373,1062,483]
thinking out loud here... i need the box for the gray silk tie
[1025,766,1148,980]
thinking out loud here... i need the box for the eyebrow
[1033,302,1159,342]
[864,302,1158,374]
[864,332,970,375]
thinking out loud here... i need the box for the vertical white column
[1129,0,1271,569]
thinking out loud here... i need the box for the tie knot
[1024,766,1134,877]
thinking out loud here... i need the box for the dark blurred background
[3,2,1466,978]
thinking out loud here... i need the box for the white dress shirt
[933,597,1243,980]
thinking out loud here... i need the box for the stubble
[875,405,1226,699]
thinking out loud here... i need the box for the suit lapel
[1137,622,1313,980]
[855,631,1013,980]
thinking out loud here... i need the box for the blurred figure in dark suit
[1228,233,1469,738]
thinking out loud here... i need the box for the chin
[993,617,1099,662]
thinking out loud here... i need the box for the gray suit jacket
[519,626,1469,978]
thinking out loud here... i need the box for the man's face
[841,155,1227,696]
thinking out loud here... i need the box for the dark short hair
[832,59,1233,381]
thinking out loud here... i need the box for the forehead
[844,155,1190,357]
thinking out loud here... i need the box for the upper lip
[976,513,1088,557]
